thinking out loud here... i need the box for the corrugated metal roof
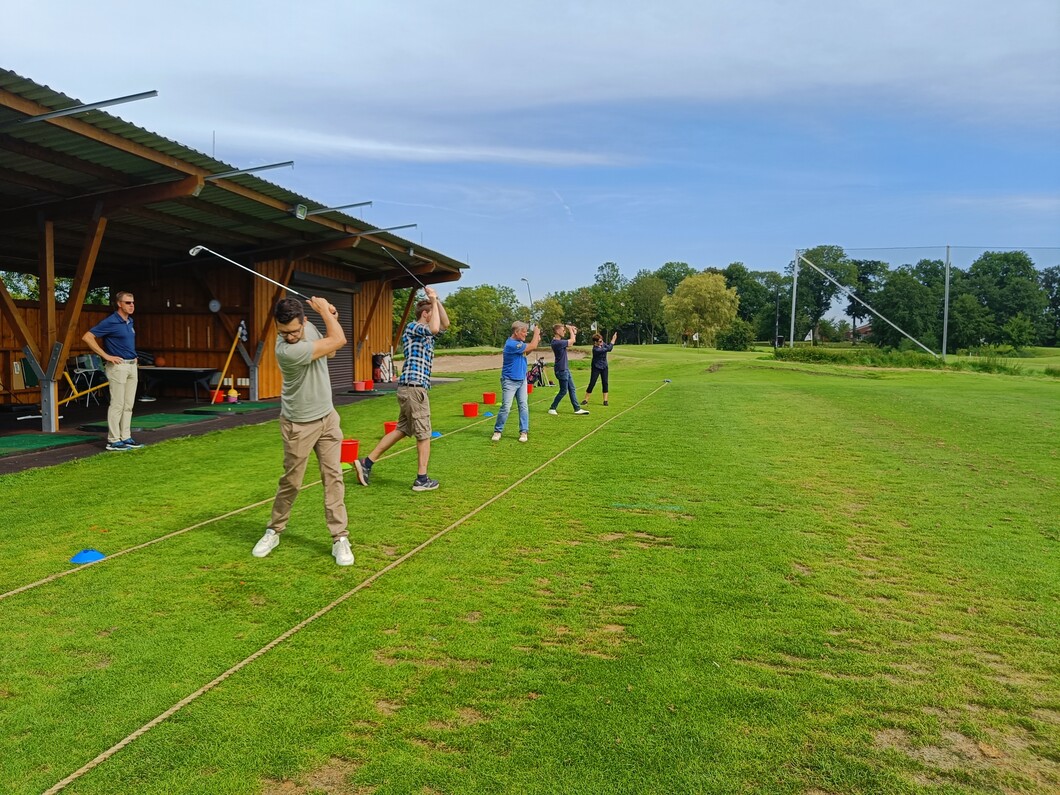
[0,67,467,280]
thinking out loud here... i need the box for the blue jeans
[495,377,528,433]
[550,369,580,411]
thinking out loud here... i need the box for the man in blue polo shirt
[492,320,541,443]
[355,286,449,491]
[82,291,143,451]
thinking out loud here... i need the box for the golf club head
[189,246,205,256]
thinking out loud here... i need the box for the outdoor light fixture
[205,161,294,181]
[291,204,308,220]
[13,90,158,125]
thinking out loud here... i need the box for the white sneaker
[491,431,502,441]
[547,409,558,415]
[574,408,590,415]
[252,529,279,557]
[519,432,528,443]
[332,537,355,566]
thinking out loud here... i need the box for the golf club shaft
[191,246,309,300]
[379,245,427,289]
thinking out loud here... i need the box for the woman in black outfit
[582,331,617,406]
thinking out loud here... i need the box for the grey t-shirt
[276,321,333,423]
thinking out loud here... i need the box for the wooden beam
[0,175,205,226]
[38,218,56,360]
[0,282,42,363]
[393,290,416,351]
[58,210,107,365]
[256,258,299,345]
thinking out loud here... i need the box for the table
[137,366,220,401]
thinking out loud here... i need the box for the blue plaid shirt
[399,321,436,388]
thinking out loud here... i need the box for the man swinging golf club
[252,296,354,566]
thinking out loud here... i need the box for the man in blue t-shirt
[492,320,541,443]
[548,323,590,416]
[82,291,142,451]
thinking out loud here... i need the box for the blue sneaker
[411,476,439,492]
[106,441,129,451]
[123,438,145,449]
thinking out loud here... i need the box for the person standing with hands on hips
[548,323,590,416]
[582,331,618,406]
[355,285,450,491]
[82,291,142,451]
[252,296,354,566]
[492,320,541,443]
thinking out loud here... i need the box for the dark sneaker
[603,401,608,406]
[123,438,145,449]
[412,477,440,492]
[580,399,588,405]
[106,441,129,451]
[353,458,370,486]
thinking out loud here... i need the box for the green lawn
[0,346,1057,794]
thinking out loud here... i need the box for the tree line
[410,246,1059,353]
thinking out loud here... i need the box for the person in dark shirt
[82,291,142,451]
[582,331,618,406]
[547,323,590,416]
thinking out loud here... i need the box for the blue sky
[3,1,1058,297]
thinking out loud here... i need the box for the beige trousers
[270,409,348,539]
[104,360,138,443]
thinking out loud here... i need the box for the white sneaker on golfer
[574,408,590,415]
[491,431,502,442]
[252,529,279,557]
[547,409,557,415]
[332,537,355,566]
[519,432,528,443]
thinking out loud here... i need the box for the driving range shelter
[0,68,467,432]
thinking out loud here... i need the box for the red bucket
[383,420,398,434]
[482,392,496,404]
[352,381,365,392]
[462,402,478,418]
[526,383,534,394]
[363,379,374,391]
[340,439,359,463]
[211,389,225,403]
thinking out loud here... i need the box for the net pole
[788,249,799,347]
[942,245,951,361]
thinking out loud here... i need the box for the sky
[3,1,1059,299]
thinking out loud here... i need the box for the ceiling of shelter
[0,68,466,287]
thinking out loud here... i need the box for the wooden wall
[1,257,398,403]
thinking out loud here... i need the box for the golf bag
[527,356,548,387]
[373,352,395,383]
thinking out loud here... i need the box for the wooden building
[0,69,466,431]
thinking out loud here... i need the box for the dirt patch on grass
[261,756,366,794]
[375,699,402,716]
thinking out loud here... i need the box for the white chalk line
[42,382,667,793]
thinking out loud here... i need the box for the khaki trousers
[104,360,138,443]
[270,409,348,539]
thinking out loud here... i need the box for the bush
[716,319,755,351]
[772,345,1024,375]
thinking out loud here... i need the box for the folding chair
[72,354,106,406]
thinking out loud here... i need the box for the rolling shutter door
[291,286,354,391]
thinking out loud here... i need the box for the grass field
[1,346,1057,794]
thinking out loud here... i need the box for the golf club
[379,245,427,290]
[189,245,309,300]
[520,277,537,328]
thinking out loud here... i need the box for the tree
[1002,313,1037,350]
[1040,265,1060,347]
[947,293,994,351]
[753,271,790,344]
[1,272,109,305]
[722,262,769,323]
[969,251,1046,343]
[794,245,855,345]
[845,260,889,342]
[439,284,520,348]
[627,271,667,343]
[590,262,632,336]
[716,318,755,351]
[654,261,696,294]
[662,272,738,347]
[534,296,564,333]
[871,269,938,350]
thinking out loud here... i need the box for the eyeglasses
[121,300,135,305]
[277,323,304,340]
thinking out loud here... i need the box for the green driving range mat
[183,401,279,416]
[78,413,213,432]
[0,433,91,454]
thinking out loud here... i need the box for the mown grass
[0,346,1057,794]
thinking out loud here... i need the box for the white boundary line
[42,382,668,793]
